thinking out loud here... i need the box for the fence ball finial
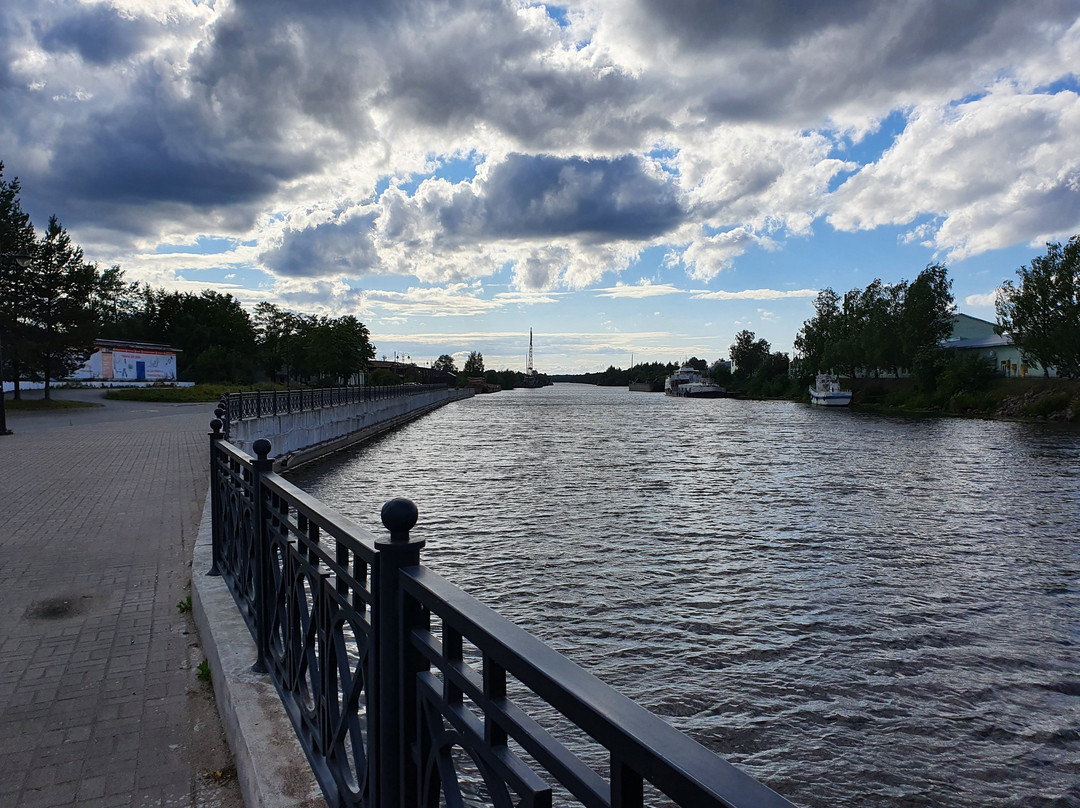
[210,419,222,435]
[253,438,272,461]
[381,498,418,542]
[214,406,225,419]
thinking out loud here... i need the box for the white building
[70,339,180,383]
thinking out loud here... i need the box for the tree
[432,354,458,374]
[0,164,37,399]
[325,315,374,384]
[24,217,102,399]
[463,351,484,375]
[151,290,258,382]
[794,288,840,376]
[253,302,301,383]
[900,263,954,387]
[729,330,770,378]
[996,237,1080,377]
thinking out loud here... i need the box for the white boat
[665,366,731,398]
[809,374,852,406]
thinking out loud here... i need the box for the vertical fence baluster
[374,498,424,808]
[611,758,644,808]
[250,438,274,674]
[208,418,224,576]
[484,657,508,749]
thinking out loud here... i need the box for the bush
[938,353,998,397]
[1021,391,1072,418]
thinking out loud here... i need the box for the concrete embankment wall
[228,387,473,470]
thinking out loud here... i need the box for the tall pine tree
[0,164,38,399]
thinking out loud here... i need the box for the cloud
[1,0,1079,328]
[260,209,378,278]
[691,288,820,301]
[34,4,159,66]
[965,291,1000,308]
[673,227,780,281]
[827,86,1080,260]
[595,281,684,298]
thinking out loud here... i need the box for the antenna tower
[527,328,534,374]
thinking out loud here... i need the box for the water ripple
[288,384,1080,808]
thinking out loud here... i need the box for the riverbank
[720,375,1080,423]
[841,376,1080,422]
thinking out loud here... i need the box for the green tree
[996,237,1080,377]
[24,217,102,399]
[0,164,37,399]
[253,302,301,383]
[432,354,457,374]
[729,330,770,379]
[326,315,374,383]
[900,263,954,387]
[464,350,484,375]
[794,288,840,376]
[142,289,257,382]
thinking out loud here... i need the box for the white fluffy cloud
[828,86,1080,259]
[2,0,1079,313]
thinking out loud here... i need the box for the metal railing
[220,384,448,423]
[209,424,796,808]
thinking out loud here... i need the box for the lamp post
[1,247,33,436]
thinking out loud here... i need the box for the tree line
[794,238,1080,382]
[995,235,1080,378]
[793,263,955,384]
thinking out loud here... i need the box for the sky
[2,1,1079,374]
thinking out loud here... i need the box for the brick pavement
[0,394,243,808]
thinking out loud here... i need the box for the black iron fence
[220,384,448,423]
[209,424,796,808]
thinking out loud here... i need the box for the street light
[1,246,33,436]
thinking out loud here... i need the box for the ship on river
[664,365,731,398]
[809,373,852,406]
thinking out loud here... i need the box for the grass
[104,383,269,403]
[196,659,211,684]
[847,376,1079,421]
[3,397,100,410]
[177,596,192,613]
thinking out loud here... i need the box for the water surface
[288,384,1080,807]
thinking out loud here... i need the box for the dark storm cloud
[375,153,684,249]
[480,154,682,239]
[634,0,879,48]
[34,5,157,65]
[260,212,379,278]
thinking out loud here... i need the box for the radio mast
[527,328,534,375]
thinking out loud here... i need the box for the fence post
[208,417,225,576]
[217,398,231,440]
[374,498,424,808]
[250,438,274,674]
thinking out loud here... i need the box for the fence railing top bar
[213,436,255,465]
[402,566,795,808]
[260,471,379,560]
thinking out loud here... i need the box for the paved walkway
[0,390,244,808]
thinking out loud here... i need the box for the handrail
[208,425,796,808]
[400,566,793,808]
[220,384,448,424]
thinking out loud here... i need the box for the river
[286,383,1080,807]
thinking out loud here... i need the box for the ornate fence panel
[208,426,797,808]
[220,384,447,426]
[208,435,260,635]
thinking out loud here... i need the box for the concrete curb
[191,494,327,808]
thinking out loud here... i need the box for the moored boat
[665,366,731,398]
[809,374,852,406]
